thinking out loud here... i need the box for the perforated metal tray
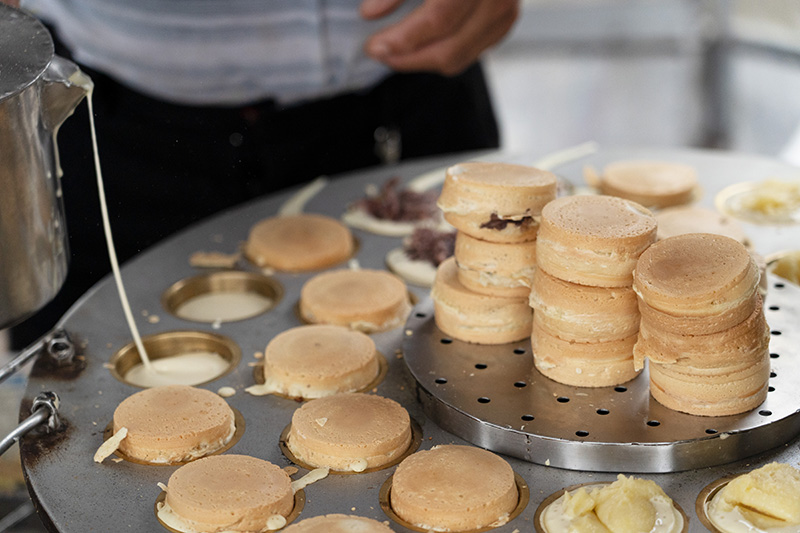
[403,275,800,473]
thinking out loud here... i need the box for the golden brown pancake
[454,231,536,298]
[286,393,411,472]
[112,385,235,463]
[437,162,557,243]
[532,318,640,388]
[529,267,639,343]
[161,455,293,532]
[586,160,698,208]
[634,296,769,370]
[262,325,379,399]
[244,213,353,271]
[431,257,532,344]
[537,195,657,287]
[390,445,518,532]
[648,356,769,417]
[655,205,748,245]
[633,233,759,328]
[300,269,411,332]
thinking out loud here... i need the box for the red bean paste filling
[404,228,456,266]
[480,213,533,230]
[355,177,439,221]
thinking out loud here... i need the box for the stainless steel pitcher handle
[0,328,74,385]
[0,391,60,457]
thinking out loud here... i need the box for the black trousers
[10,62,499,348]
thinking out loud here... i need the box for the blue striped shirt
[22,0,422,105]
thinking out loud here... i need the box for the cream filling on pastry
[537,238,643,274]
[385,247,438,287]
[432,300,527,329]
[342,208,450,237]
[245,363,377,400]
[541,487,682,533]
[464,269,533,288]
[705,500,800,533]
[157,500,287,533]
[350,301,411,333]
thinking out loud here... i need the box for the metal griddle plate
[19,148,800,533]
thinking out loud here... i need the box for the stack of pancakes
[633,233,770,416]
[530,195,657,387]
[432,162,557,344]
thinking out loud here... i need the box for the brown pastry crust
[634,296,770,370]
[655,205,748,245]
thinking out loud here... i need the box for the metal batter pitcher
[0,4,91,329]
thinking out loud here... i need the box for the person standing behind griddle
[4,0,519,349]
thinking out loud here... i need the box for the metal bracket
[0,328,74,386]
[0,391,60,457]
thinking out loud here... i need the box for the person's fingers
[370,0,518,75]
[365,0,476,59]
[359,0,406,20]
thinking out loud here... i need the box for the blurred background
[484,0,800,161]
[2,0,800,531]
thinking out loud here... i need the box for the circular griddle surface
[20,148,800,532]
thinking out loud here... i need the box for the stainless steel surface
[0,4,90,330]
[0,392,59,457]
[18,149,800,532]
[0,5,52,101]
[403,276,799,473]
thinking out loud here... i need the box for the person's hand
[361,0,519,76]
